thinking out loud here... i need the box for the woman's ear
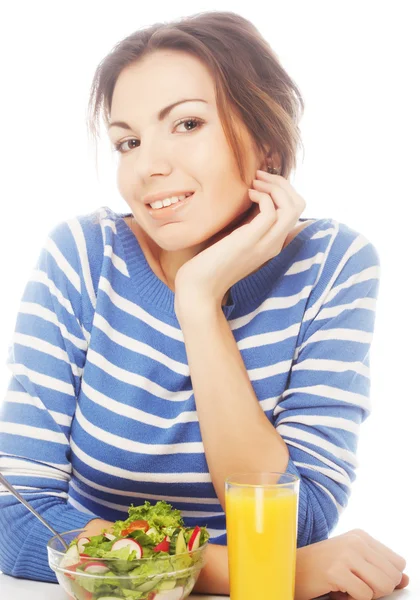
[267,150,282,173]
[259,147,282,173]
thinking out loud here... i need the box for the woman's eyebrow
[108,98,208,131]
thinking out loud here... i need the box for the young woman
[0,10,408,599]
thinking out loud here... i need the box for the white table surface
[0,573,415,599]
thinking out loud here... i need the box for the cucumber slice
[176,531,187,555]
[83,562,109,574]
[154,587,184,600]
[60,544,80,569]
[134,578,158,592]
[169,529,187,555]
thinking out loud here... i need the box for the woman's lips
[146,192,196,221]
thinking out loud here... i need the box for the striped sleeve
[0,218,101,581]
[274,226,381,547]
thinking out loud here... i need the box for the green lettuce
[112,500,184,537]
[76,537,138,561]
[129,529,155,547]
[200,527,210,545]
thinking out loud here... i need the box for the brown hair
[87,10,305,182]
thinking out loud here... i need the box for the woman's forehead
[113,51,215,100]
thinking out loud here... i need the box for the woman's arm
[193,543,230,595]
[193,532,409,599]
[176,229,381,547]
[175,300,290,513]
[0,220,101,581]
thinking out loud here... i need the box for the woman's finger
[255,170,306,211]
[350,552,398,599]
[250,191,301,256]
[252,178,305,226]
[245,190,278,242]
[354,530,407,573]
[252,178,296,210]
[252,177,306,215]
[364,547,405,591]
[332,567,374,600]
[396,573,410,589]
[369,540,406,574]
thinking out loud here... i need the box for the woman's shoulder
[73,205,117,235]
[40,206,116,299]
[302,217,381,304]
[297,217,380,263]
[325,218,380,269]
[46,206,115,254]
[284,217,380,302]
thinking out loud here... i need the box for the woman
[0,10,409,599]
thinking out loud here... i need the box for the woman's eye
[114,139,139,153]
[113,117,204,154]
[174,117,204,133]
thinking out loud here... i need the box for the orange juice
[226,485,298,600]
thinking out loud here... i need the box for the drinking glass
[225,472,299,600]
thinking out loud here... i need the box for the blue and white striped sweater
[0,206,380,582]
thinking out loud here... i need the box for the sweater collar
[104,206,329,318]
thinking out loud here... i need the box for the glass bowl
[47,528,209,600]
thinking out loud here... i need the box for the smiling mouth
[146,192,196,220]
[147,192,194,210]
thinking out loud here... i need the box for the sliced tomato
[121,519,150,536]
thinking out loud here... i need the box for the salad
[55,500,210,600]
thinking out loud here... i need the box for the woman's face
[108,49,268,255]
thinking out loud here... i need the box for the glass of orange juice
[225,472,300,600]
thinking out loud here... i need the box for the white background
[0,0,419,577]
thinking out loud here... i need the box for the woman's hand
[295,529,409,600]
[76,518,114,540]
[174,169,306,309]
